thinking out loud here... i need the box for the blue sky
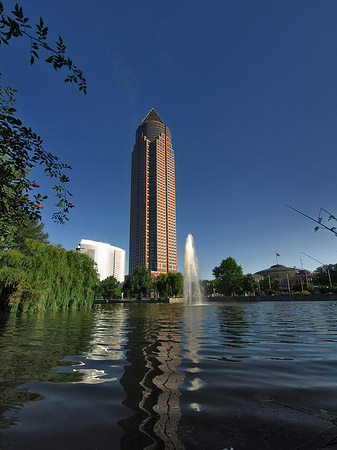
[2,0,337,278]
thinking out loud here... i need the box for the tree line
[206,256,337,297]
[122,267,183,301]
[206,257,271,297]
[0,215,184,311]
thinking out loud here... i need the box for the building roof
[78,239,125,253]
[255,264,310,276]
[255,264,298,277]
[142,108,163,124]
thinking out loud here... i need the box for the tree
[0,2,87,247]
[1,89,74,236]
[0,3,87,93]
[259,276,280,294]
[112,287,122,299]
[0,239,98,312]
[168,272,183,297]
[153,272,183,298]
[242,274,259,295]
[123,266,151,301]
[96,276,121,300]
[156,274,170,298]
[10,217,49,249]
[213,257,244,296]
[314,264,337,287]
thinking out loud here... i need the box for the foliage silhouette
[0,2,87,246]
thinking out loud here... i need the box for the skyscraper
[129,109,177,277]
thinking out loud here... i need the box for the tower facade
[129,109,177,276]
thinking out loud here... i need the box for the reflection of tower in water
[118,305,185,450]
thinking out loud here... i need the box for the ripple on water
[1,301,337,449]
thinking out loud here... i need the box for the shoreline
[207,293,337,302]
[95,293,337,304]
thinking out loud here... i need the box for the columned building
[129,109,177,277]
[254,264,313,291]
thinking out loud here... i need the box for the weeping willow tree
[0,239,98,312]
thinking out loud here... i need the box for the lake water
[1,300,337,450]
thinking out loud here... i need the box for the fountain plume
[184,234,202,304]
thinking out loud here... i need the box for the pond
[1,300,337,450]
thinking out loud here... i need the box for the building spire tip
[142,108,164,124]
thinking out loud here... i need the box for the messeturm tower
[129,109,177,276]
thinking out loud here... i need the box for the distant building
[129,108,177,277]
[77,239,125,283]
[254,264,313,291]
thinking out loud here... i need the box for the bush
[319,287,333,294]
[264,289,278,296]
[293,283,314,294]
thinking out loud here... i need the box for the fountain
[183,234,202,304]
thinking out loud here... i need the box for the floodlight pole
[301,252,332,288]
[285,204,337,237]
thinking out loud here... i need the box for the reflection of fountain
[184,234,202,304]
[183,305,206,411]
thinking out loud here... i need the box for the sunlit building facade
[77,239,125,283]
[129,109,177,277]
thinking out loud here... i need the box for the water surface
[1,300,337,450]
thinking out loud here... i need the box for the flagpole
[275,251,279,265]
[275,252,281,289]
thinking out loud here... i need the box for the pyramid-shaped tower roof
[142,108,163,124]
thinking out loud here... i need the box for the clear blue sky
[3,0,337,278]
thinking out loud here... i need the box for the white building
[77,239,125,283]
